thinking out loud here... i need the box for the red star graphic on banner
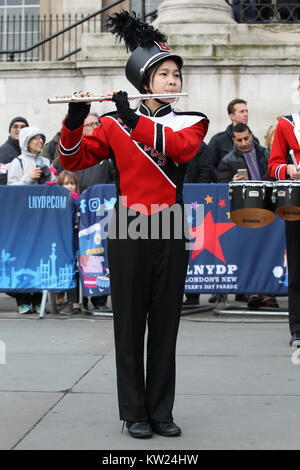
[189,210,235,263]
[218,199,226,208]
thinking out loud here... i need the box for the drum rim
[274,180,300,186]
[229,181,273,187]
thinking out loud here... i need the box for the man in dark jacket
[207,98,260,172]
[184,141,216,184]
[0,116,29,184]
[217,123,268,182]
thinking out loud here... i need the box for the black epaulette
[279,114,294,125]
[174,110,209,123]
[100,110,118,119]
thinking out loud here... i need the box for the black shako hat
[106,11,183,92]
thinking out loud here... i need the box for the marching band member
[58,11,209,438]
[268,102,300,348]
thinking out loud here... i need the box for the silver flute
[47,92,188,104]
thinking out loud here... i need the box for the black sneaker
[289,332,300,348]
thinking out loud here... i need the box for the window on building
[130,0,162,19]
[0,0,40,58]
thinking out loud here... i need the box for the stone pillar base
[154,0,235,34]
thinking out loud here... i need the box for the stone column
[155,0,235,33]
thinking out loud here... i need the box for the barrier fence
[0,184,288,297]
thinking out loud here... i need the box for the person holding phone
[217,123,269,183]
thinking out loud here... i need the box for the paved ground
[0,293,299,452]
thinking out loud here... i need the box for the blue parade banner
[76,185,115,297]
[76,184,288,296]
[183,184,287,295]
[0,185,76,292]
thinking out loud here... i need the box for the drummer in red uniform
[268,98,300,347]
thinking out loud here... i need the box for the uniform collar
[138,102,173,117]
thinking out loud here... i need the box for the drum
[273,181,300,221]
[228,181,275,228]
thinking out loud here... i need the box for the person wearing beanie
[0,116,29,185]
[59,11,209,439]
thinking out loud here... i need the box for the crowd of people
[1,8,300,440]
[0,95,287,315]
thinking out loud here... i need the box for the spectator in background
[264,124,276,156]
[7,126,55,314]
[0,116,29,185]
[217,123,269,183]
[207,98,260,172]
[7,126,56,186]
[75,112,115,193]
[184,141,216,184]
[42,124,62,165]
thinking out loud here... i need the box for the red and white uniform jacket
[268,112,300,180]
[59,102,209,215]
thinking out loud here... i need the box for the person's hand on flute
[65,91,93,130]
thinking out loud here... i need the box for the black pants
[108,201,189,422]
[15,292,42,307]
[285,220,300,334]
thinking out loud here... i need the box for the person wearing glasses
[7,126,56,187]
[0,116,29,185]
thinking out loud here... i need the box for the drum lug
[242,186,246,199]
[271,188,277,203]
[228,187,232,200]
[262,186,266,199]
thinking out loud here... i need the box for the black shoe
[247,294,263,309]
[151,421,181,437]
[235,294,249,302]
[126,421,153,438]
[183,295,200,306]
[208,294,217,303]
[289,332,300,348]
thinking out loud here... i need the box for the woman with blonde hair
[264,125,276,152]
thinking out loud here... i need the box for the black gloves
[112,91,139,130]
[64,91,140,131]
[65,101,91,131]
